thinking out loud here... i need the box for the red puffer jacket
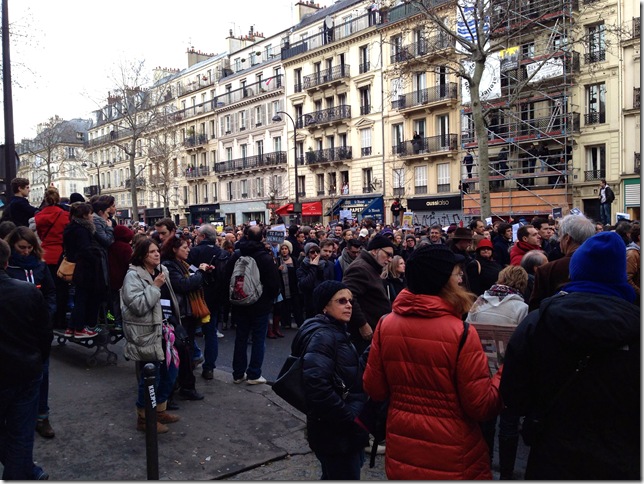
[35,205,69,266]
[363,289,503,480]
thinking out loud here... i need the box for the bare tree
[146,113,182,217]
[96,59,171,222]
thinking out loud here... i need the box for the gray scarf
[73,217,96,234]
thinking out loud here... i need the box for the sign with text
[266,229,285,245]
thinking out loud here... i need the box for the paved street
[14,324,527,480]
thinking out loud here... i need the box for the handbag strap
[40,209,63,243]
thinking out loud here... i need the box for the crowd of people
[0,175,640,480]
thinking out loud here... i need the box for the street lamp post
[82,160,114,196]
[272,111,301,222]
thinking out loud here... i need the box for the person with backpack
[225,225,280,385]
[362,244,503,479]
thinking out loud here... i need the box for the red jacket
[35,205,69,266]
[509,240,541,266]
[363,289,502,480]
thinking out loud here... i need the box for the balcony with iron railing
[584,169,605,181]
[185,166,211,179]
[461,112,581,146]
[213,74,282,110]
[299,105,351,127]
[360,105,371,115]
[633,17,641,39]
[634,87,641,110]
[392,134,458,157]
[125,178,145,189]
[393,187,405,197]
[584,49,605,64]
[85,127,134,148]
[635,152,641,174]
[391,36,455,64]
[358,62,370,74]
[392,83,458,111]
[302,65,350,91]
[214,150,287,175]
[304,146,353,166]
[183,133,208,148]
[584,111,606,125]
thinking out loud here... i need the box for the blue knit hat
[565,231,635,303]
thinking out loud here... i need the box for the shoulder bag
[56,255,76,282]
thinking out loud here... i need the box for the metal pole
[143,363,159,480]
[97,164,101,195]
[2,0,16,198]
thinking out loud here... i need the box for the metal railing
[584,170,605,181]
[125,178,145,189]
[214,150,287,174]
[634,87,641,110]
[304,146,353,165]
[392,134,458,157]
[213,75,282,110]
[185,166,210,178]
[360,105,371,115]
[634,17,641,39]
[635,152,641,174]
[584,50,605,63]
[299,105,351,126]
[392,83,458,110]
[302,65,350,90]
[359,62,370,74]
[183,134,208,148]
[584,112,606,125]
[392,36,455,63]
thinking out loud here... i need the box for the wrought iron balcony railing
[584,169,605,181]
[584,112,606,125]
[214,150,287,175]
[392,83,458,110]
[299,105,351,127]
[392,134,458,157]
[302,65,350,90]
[304,146,353,165]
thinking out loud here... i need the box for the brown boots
[136,402,180,434]
[267,315,284,338]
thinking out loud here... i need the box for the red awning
[274,201,322,216]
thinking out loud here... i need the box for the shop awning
[275,201,322,216]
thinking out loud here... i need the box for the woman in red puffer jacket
[363,244,503,480]
[34,187,70,329]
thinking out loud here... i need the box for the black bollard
[143,363,159,480]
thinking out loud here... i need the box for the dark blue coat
[293,315,369,454]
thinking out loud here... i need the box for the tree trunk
[470,58,492,220]
[129,151,138,222]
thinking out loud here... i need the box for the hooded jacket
[297,255,335,317]
[500,292,640,479]
[6,253,57,318]
[363,289,503,480]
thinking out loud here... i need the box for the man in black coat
[0,239,51,479]
[1,178,38,227]
[225,225,280,385]
[187,223,228,380]
[500,232,640,479]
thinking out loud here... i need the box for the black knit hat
[313,280,348,314]
[406,245,465,295]
[69,193,85,204]
[367,234,396,251]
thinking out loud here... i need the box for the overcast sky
[3,0,320,142]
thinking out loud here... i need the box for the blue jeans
[201,315,218,371]
[37,358,49,419]
[136,360,178,409]
[314,449,365,480]
[600,202,611,226]
[0,376,42,479]
[232,312,269,380]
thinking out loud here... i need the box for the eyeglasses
[379,249,394,258]
[333,297,353,305]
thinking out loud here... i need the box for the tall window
[359,45,370,73]
[585,145,606,181]
[360,87,371,115]
[239,110,247,130]
[240,179,248,197]
[273,136,281,152]
[437,163,450,192]
[362,168,373,192]
[361,128,372,156]
[392,123,404,154]
[317,174,325,195]
[587,23,606,63]
[586,83,606,124]
[414,165,427,194]
[256,140,264,158]
[393,168,405,197]
[437,114,450,148]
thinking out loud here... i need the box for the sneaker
[246,376,267,385]
[64,328,74,338]
[74,327,98,339]
[178,388,204,401]
[217,330,224,338]
[36,418,55,439]
[202,369,214,380]
[233,374,247,384]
